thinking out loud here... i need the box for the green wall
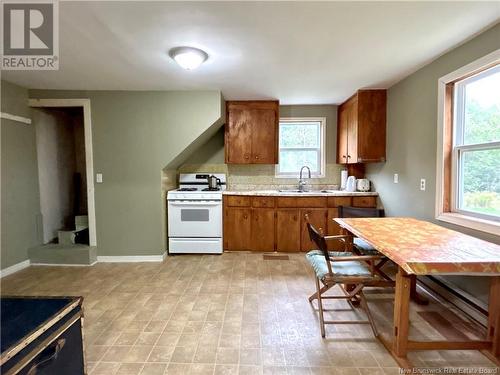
[366,23,500,303]
[1,81,42,269]
[29,89,224,257]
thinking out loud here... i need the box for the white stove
[167,173,226,254]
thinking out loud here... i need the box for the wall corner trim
[0,111,32,124]
[0,260,31,278]
[97,253,166,263]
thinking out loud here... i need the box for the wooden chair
[338,206,394,283]
[304,216,384,338]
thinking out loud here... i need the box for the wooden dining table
[334,217,500,367]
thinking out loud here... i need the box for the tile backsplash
[177,163,344,190]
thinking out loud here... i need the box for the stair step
[75,215,88,231]
[28,244,97,265]
[58,230,77,245]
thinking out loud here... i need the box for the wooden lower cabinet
[224,207,251,250]
[327,208,345,251]
[223,195,377,252]
[276,209,300,252]
[251,209,275,251]
[300,209,327,252]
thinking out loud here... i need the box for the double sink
[278,189,337,194]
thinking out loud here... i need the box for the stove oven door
[168,200,222,238]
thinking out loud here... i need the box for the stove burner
[202,187,221,191]
[177,188,197,192]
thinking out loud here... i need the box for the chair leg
[309,284,329,302]
[359,290,378,337]
[315,276,326,338]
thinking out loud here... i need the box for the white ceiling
[3,1,499,104]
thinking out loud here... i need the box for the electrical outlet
[393,174,399,184]
[96,173,103,183]
[420,178,426,191]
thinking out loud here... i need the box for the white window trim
[275,117,326,178]
[435,49,500,236]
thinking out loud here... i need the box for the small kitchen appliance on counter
[345,176,357,192]
[356,178,370,192]
[207,174,222,190]
[167,173,226,254]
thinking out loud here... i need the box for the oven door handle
[169,201,221,206]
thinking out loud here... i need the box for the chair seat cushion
[353,238,379,256]
[305,250,372,281]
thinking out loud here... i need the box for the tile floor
[1,253,496,374]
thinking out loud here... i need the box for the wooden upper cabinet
[337,106,349,164]
[225,101,279,164]
[337,89,386,164]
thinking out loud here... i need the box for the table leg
[488,276,500,358]
[394,267,411,357]
[409,275,429,305]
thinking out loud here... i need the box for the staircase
[28,215,96,266]
[57,215,89,245]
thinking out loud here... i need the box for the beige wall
[366,23,500,304]
[180,104,345,189]
[29,89,225,257]
[1,81,42,269]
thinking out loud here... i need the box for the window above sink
[275,117,326,178]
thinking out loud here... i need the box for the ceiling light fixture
[169,46,208,70]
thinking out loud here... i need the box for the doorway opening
[28,99,96,264]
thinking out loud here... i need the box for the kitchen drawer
[226,195,251,207]
[277,197,297,208]
[327,196,352,208]
[252,196,275,208]
[352,196,377,208]
[296,197,327,208]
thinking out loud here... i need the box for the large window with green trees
[453,64,499,221]
[276,118,325,177]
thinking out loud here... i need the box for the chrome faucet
[299,166,311,192]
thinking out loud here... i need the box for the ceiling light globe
[169,47,208,70]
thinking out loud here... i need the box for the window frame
[275,117,326,178]
[435,49,500,235]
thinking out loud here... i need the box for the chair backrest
[338,206,385,218]
[304,214,331,262]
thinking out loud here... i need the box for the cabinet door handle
[255,155,259,160]
[243,214,248,219]
[244,154,250,160]
[347,155,351,159]
[342,155,347,159]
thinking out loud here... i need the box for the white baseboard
[0,260,31,278]
[31,261,98,267]
[1,253,166,276]
[97,253,166,263]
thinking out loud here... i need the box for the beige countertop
[223,190,378,197]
